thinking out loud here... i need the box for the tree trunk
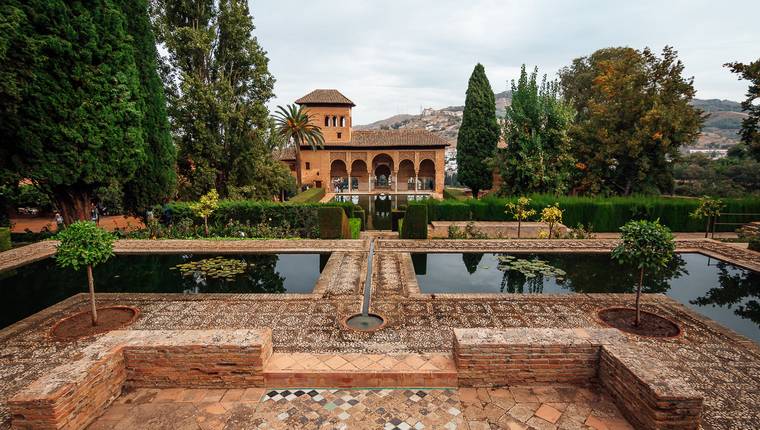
[294,144,303,189]
[87,264,98,326]
[705,217,710,238]
[517,218,522,239]
[204,216,209,236]
[635,267,644,327]
[52,187,91,226]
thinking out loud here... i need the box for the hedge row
[420,195,760,232]
[163,200,354,238]
[401,204,428,239]
[0,227,10,251]
[289,187,326,203]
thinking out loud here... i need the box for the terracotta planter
[50,305,140,341]
[597,307,682,339]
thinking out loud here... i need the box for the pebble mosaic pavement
[0,239,759,429]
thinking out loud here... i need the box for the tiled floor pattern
[87,385,631,430]
[264,352,457,388]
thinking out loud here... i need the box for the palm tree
[273,104,325,188]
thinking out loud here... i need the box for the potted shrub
[53,221,137,339]
[600,219,680,337]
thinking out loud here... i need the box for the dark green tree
[152,0,284,199]
[559,47,703,195]
[0,0,145,224]
[457,63,499,199]
[118,0,176,216]
[725,59,760,161]
[497,65,575,195]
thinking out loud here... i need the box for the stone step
[263,352,457,388]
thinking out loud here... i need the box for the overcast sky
[252,0,759,124]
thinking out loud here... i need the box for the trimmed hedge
[0,227,10,251]
[352,206,366,231]
[749,238,760,253]
[163,200,354,238]
[401,204,428,239]
[319,206,351,239]
[420,195,760,232]
[443,188,469,200]
[391,209,405,232]
[289,187,326,203]
[349,218,361,239]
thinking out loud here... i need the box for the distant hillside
[357,93,744,149]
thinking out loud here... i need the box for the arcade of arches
[325,152,442,194]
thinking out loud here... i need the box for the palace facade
[279,89,449,195]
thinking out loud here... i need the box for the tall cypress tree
[0,0,145,224]
[457,63,499,199]
[118,0,177,216]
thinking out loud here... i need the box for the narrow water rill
[345,239,385,331]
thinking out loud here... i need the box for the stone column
[414,171,419,193]
[369,174,372,193]
[347,170,352,195]
[394,171,398,192]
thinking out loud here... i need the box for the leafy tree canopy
[559,46,703,196]
[55,221,115,271]
[497,65,575,195]
[725,58,760,161]
[612,219,675,272]
[0,0,146,223]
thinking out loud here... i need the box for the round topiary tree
[55,221,115,325]
[690,196,725,238]
[190,189,219,236]
[611,219,675,326]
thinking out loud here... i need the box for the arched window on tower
[324,116,330,127]
[332,116,337,127]
[340,116,346,127]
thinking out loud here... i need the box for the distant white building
[686,148,728,159]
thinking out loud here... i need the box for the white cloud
[251,0,760,123]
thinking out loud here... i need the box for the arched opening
[418,159,436,191]
[398,159,415,191]
[372,154,394,190]
[330,160,348,193]
[324,116,330,127]
[350,159,368,192]
[332,116,337,127]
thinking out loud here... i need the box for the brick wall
[9,329,272,430]
[454,328,703,430]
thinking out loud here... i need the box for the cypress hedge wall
[319,207,351,239]
[0,227,10,251]
[420,195,760,232]
[401,204,428,239]
[163,200,354,238]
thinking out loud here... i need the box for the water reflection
[178,255,286,294]
[332,194,430,230]
[691,262,760,325]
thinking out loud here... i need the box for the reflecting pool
[331,194,429,230]
[413,252,760,343]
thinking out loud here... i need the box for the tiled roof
[273,145,296,161]
[336,129,450,147]
[296,89,355,106]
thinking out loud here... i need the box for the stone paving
[1,238,760,429]
[87,385,631,430]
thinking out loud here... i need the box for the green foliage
[289,187,326,203]
[496,65,575,195]
[55,221,115,271]
[173,257,247,280]
[349,218,361,239]
[274,104,325,187]
[456,64,499,198]
[448,222,487,239]
[612,220,675,272]
[559,46,703,195]
[0,184,54,213]
[0,227,10,251]
[505,197,537,222]
[190,190,220,220]
[690,196,725,220]
[725,59,760,161]
[152,0,282,199]
[118,0,176,215]
[673,152,760,197]
[318,206,350,239]
[443,188,468,200]
[401,204,428,239]
[0,0,146,223]
[391,209,405,232]
[352,207,366,231]
[419,194,760,232]
[749,238,760,252]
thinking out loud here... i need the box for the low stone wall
[429,221,569,239]
[8,329,272,430]
[454,328,703,430]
